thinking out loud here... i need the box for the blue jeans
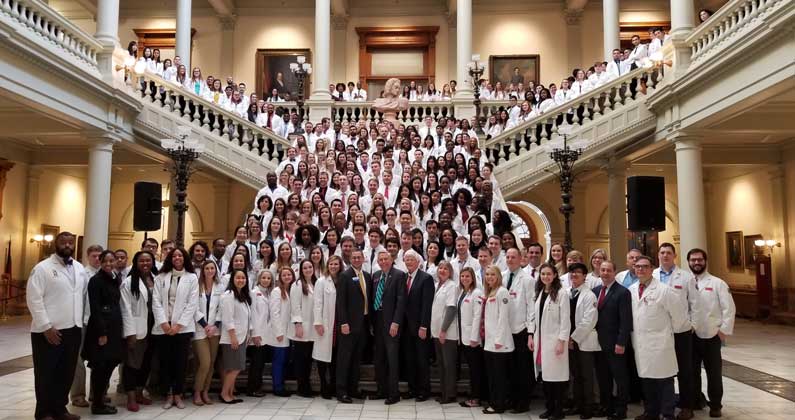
[271,347,290,391]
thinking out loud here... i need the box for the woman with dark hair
[469,228,487,257]
[313,254,341,398]
[248,270,274,397]
[246,102,259,124]
[440,227,458,261]
[152,248,198,409]
[490,210,512,237]
[253,239,275,274]
[120,250,156,411]
[548,243,566,277]
[191,260,223,406]
[530,263,570,420]
[699,9,713,23]
[127,41,138,57]
[500,232,518,251]
[290,260,318,397]
[219,269,252,404]
[83,250,123,415]
[295,224,321,262]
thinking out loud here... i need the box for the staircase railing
[331,100,456,125]
[688,0,783,68]
[0,0,102,74]
[484,65,662,166]
[136,73,293,166]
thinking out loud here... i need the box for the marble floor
[0,317,793,420]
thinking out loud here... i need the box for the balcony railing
[136,73,292,165]
[331,101,456,125]
[484,65,662,166]
[688,0,783,68]
[0,0,101,73]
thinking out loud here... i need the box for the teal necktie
[374,273,386,310]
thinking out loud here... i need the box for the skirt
[221,343,248,371]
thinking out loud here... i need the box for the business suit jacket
[593,282,633,350]
[336,267,371,334]
[404,269,434,336]
[370,266,407,333]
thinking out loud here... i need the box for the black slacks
[158,332,192,395]
[570,344,596,414]
[461,344,488,401]
[317,345,337,397]
[484,351,510,411]
[541,378,567,417]
[595,348,630,417]
[293,341,314,394]
[642,376,675,418]
[508,330,534,409]
[336,329,364,398]
[32,327,82,420]
[674,331,694,409]
[434,338,458,400]
[625,342,643,401]
[90,362,117,408]
[693,333,723,410]
[402,328,431,397]
[373,312,401,399]
[247,344,271,393]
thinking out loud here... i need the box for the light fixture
[30,233,54,246]
[161,126,203,248]
[290,55,312,125]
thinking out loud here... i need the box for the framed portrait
[488,55,540,89]
[744,234,762,271]
[625,231,659,267]
[725,231,744,271]
[255,49,311,101]
[39,224,60,262]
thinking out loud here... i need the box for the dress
[82,270,123,368]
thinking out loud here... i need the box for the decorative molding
[446,13,457,28]
[0,159,15,222]
[331,14,349,30]
[219,15,237,31]
[564,8,583,26]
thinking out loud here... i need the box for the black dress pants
[570,344,596,414]
[373,312,401,399]
[158,332,192,395]
[247,345,270,393]
[90,362,117,408]
[674,331,695,409]
[693,333,724,410]
[484,351,510,411]
[32,327,82,420]
[542,379,567,417]
[402,328,431,397]
[508,330,533,409]
[462,344,488,401]
[336,330,364,398]
[293,341,314,394]
[595,349,629,417]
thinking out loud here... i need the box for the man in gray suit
[370,251,407,405]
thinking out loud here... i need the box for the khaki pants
[192,336,220,392]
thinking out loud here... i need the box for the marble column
[219,16,236,80]
[602,0,620,61]
[456,0,473,98]
[176,0,192,70]
[670,0,696,38]
[673,135,708,255]
[94,0,120,81]
[565,9,584,72]
[311,0,331,100]
[607,161,628,262]
[331,15,348,87]
[83,135,117,259]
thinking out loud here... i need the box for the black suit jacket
[593,282,633,349]
[336,267,371,334]
[404,269,434,336]
[370,266,407,332]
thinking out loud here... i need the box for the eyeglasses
[634,264,652,270]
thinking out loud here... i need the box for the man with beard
[687,249,735,418]
[27,232,89,420]
[208,238,228,274]
[254,171,289,209]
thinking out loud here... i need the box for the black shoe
[482,407,504,415]
[565,407,581,416]
[273,390,291,397]
[297,391,314,398]
[709,409,722,418]
[385,397,400,405]
[350,391,364,399]
[580,413,593,419]
[608,416,627,420]
[246,391,266,398]
[370,393,387,400]
[416,394,430,402]
[539,411,552,419]
[510,406,530,414]
[337,395,353,404]
[220,397,236,404]
[321,393,333,400]
[90,406,117,415]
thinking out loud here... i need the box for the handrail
[484,65,661,164]
[137,72,292,163]
[331,100,456,125]
[687,0,780,61]
[0,0,102,70]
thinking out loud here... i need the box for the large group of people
[28,23,737,420]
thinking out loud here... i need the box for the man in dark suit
[593,260,633,420]
[335,248,370,403]
[370,250,407,405]
[400,249,434,401]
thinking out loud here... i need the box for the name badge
[353,276,360,283]
[705,287,714,291]
[509,291,517,297]
[464,299,471,303]
[488,298,496,303]
[674,285,682,289]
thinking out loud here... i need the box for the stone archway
[507,201,553,255]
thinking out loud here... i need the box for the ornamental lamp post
[290,55,312,129]
[161,125,203,248]
[467,54,485,136]
[546,124,587,252]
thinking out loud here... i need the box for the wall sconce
[30,234,54,246]
[754,239,781,256]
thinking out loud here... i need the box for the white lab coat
[267,287,291,348]
[288,280,316,341]
[692,272,736,339]
[653,266,699,334]
[312,276,336,362]
[629,279,686,379]
[120,276,150,339]
[532,288,571,382]
[431,280,459,340]
[151,271,199,335]
[250,285,271,346]
[26,254,88,333]
[453,255,482,289]
[458,288,485,346]
[569,284,600,352]
[503,268,536,334]
[570,80,592,97]
[219,291,251,344]
[483,287,514,353]
[193,282,224,340]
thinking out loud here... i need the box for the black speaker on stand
[134,182,162,235]
[626,176,666,257]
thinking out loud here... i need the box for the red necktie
[406,273,413,291]
[461,207,469,222]
[384,187,389,200]
[267,114,272,128]
[639,283,646,298]
[597,286,606,309]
